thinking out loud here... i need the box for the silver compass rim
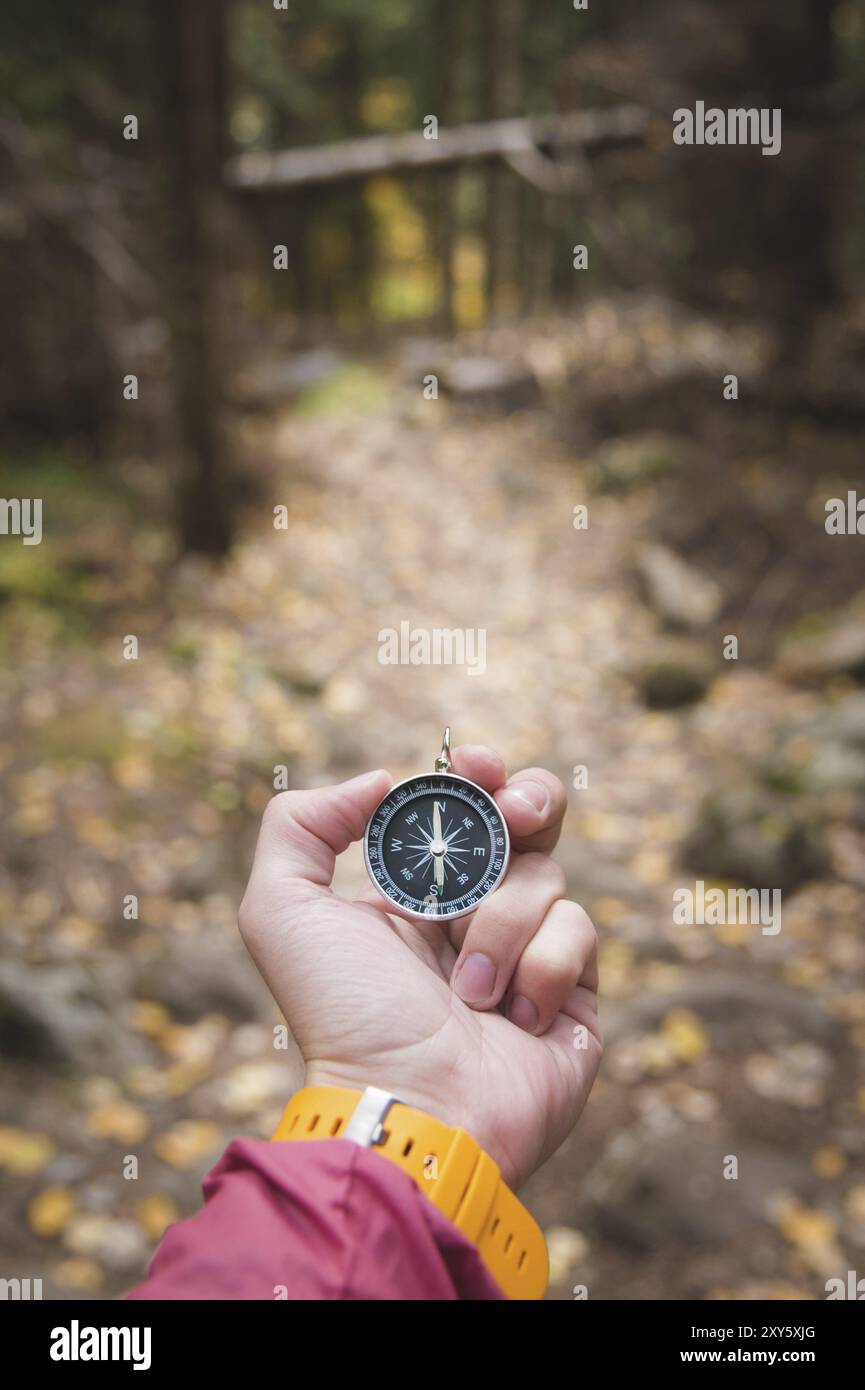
[362,770,512,923]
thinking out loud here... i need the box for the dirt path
[1,314,863,1299]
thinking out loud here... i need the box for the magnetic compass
[363,728,510,921]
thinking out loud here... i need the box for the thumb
[251,768,392,888]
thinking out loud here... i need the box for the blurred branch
[226,105,650,191]
[504,147,588,195]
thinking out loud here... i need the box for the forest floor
[1,293,864,1299]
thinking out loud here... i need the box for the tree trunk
[147,0,233,556]
[483,0,522,321]
[432,0,459,332]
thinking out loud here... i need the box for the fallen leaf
[0,1126,55,1175]
[811,1146,846,1179]
[661,1008,710,1064]
[154,1120,222,1169]
[29,1186,75,1238]
[86,1102,150,1145]
[545,1225,589,1284]
[53,1257,104,1292]
[135,1193,179,1241]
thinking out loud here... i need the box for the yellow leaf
[661,1008,709,1064]
[53,1257,104,1292]
[14,800,55,835]
[29,1186,75,1238]
[219,1061,287,1116]
[0,1126,55,1175]
[772,1195,841,1275]
[130,1000,172,1040]
[159,1016,227,1065]
[124,1066,169,1099]
[716,920,750,948]
[112,753,153,790]
[76,814,121,855]
[592,897,627,928]
[632,849,670,885]
[783,956,827,990]
[844,1186,865,1222]
[640,1033,679,1075]
[154,1121,222,1170]
[545,1225,589,1284]
[86,1102,150,1145]
[161,1061,211,1097]
[55,915,101,952]
[811,1146,846,1179]
[135,1193,179,1241]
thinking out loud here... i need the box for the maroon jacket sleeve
[126,1138,504,1301]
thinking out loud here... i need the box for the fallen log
[226,105,650,192]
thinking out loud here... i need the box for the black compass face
[364,774,510,920]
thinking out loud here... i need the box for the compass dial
[364,773,510,921]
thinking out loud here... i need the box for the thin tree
[146,0,233,555]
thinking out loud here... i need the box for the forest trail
[1,309,863,1299]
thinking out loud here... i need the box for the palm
[279,887,600,1190]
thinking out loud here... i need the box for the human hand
[238,745,601,1190]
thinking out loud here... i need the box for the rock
[439,357,542,413]
[683,788,827,894]
[0,962,136,1069]
[636,543,723,630]
[133,938,268,1022]
[764,694,865,797]
[232,349,344,409]
[777,590,865,682]
[743,1042,832,1109]
[631,639,715,708]
[592,431,695,491]
[602,973,843,1052]
[584,1124,813,1251]
[398,336,449,376]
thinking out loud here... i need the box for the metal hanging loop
[434,727,452,773]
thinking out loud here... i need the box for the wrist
[272,1082,548,1299]
[304,1065,449,1135]
[304,1065,511,1184]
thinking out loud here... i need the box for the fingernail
[509,994,539,1032]
[507,779,549,813]
[454,953,497,1005]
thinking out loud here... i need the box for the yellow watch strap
[272,1084,548,1300]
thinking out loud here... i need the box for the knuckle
[520,852,565,899]
[571,901,598,947]
[237,892,256,943]
[262,790,297,829]
[524,947,570,992]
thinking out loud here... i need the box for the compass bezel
[363,771,511,922]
